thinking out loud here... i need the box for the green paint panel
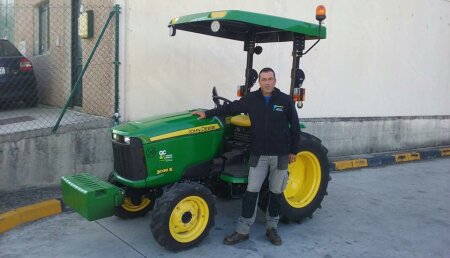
[113,174,147,188]
[144,130,223,187]
[169,10,326,42]
[112,111,222,143]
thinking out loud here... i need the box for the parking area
[1,159,449,258]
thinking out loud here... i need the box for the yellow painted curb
[0,199,62,234]
[393,152,420,163]
[352,159,369,168]
[440,148,450,157]
[333,159,368,171]
[0,210,22,234]
[333,160,353,170]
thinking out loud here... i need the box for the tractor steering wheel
[212,87,232,107]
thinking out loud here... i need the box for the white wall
[119,0,450,121]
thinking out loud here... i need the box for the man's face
[259,71,276,96]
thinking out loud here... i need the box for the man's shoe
[266,228,282,246]
[223,232,249,245]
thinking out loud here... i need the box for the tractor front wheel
[150,182,216,251]
[115,195,153,219]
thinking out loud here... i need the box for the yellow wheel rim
[285,151,322,208]
[169,196,210,243]
[121,196,151,212]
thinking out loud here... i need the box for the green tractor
[62,7,330,251]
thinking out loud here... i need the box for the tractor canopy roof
[168,10,326,43]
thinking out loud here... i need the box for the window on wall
[0,0,15,41]
[38,1,49,54]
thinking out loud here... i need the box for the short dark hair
[259,67,276,80]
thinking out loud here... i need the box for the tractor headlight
[112,133,131,144]
[211,20,221,33]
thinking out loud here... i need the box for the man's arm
[192,110,206,119]
[192,98,248,120]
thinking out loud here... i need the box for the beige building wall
[119,0,450,121]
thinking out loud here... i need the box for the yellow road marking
[394,152,420,163]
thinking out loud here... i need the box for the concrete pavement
[1,159,449,258]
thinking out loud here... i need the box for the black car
[0,39,38,108]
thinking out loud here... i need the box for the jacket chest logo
[272,105,284,112]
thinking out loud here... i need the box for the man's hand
[192,111,206,120]
[288,154,296,164]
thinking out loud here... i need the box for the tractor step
[223,164,249,178]
[61,173,124,221]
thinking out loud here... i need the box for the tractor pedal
[221,149,244,157]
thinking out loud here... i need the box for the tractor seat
[230,114,251,127]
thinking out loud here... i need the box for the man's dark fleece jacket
[205,88,300,156]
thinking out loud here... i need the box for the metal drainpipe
[113,4,121,125]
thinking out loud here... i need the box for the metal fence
[0,2,119,142]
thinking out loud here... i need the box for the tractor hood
[111,111,223,143]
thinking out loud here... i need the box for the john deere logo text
[149,124,220,142]
[188,125,218,135]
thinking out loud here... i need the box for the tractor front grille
[112,138,147,180]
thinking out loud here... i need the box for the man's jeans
[236,155,288,235]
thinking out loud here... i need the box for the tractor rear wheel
[258,132,329,222]
[150,182,216,251]
[281,132,329,222]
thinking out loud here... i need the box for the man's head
[259,67,276,96]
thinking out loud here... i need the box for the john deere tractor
[62,6,330,251]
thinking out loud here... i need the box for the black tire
[258,132,329,223]
[114,195,154,219]
[150,182,216,251]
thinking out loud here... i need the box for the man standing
[192,67,300,246]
